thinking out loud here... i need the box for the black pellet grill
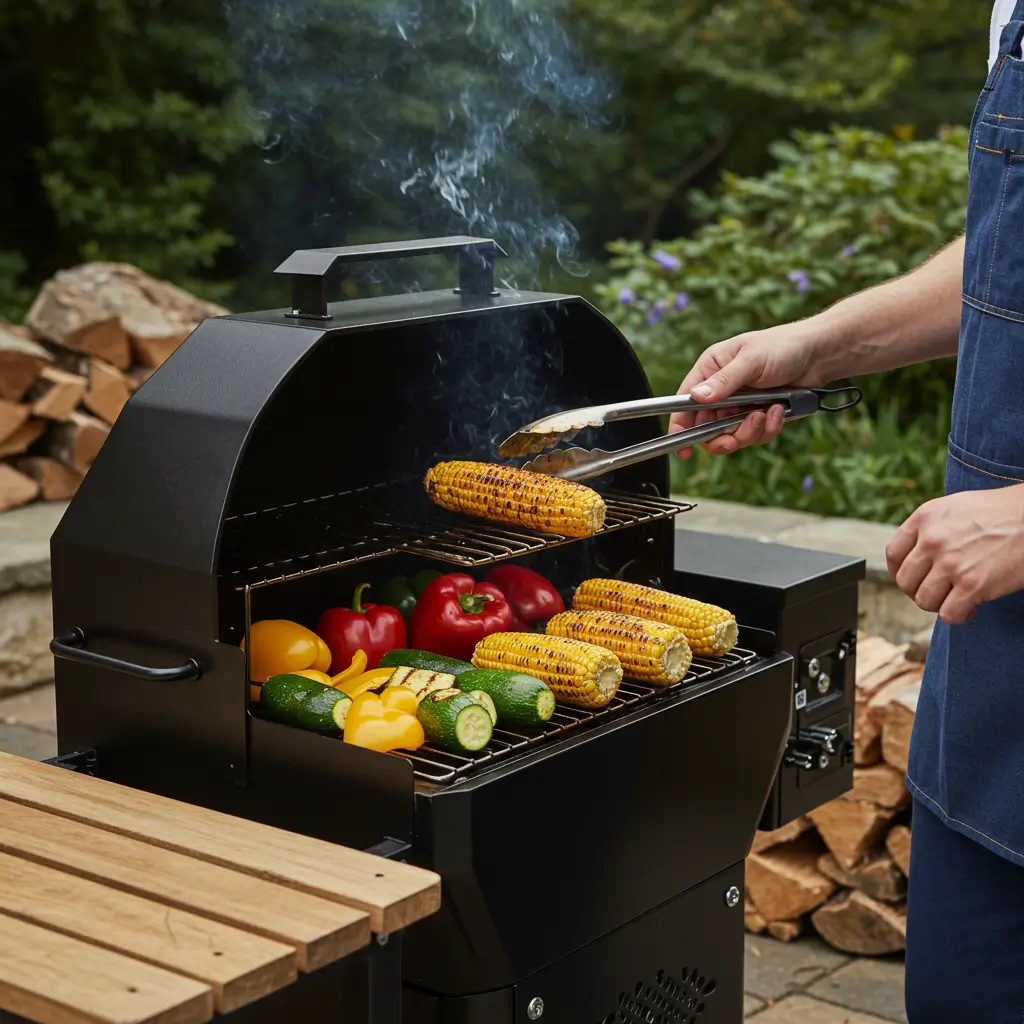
[48,238,865,1024]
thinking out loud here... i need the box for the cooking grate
[398,645,757,785]
[220,479,694,589]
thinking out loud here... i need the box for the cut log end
[745,833,836,922]
[807,797,895,873]
[886,825,912,878]
[0,463,41,511]
[811,890,906,956]
[13,457,83,501]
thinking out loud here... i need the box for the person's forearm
[810,234,964,382]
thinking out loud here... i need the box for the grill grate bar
[220,480,694,589]
[397,645,759,784]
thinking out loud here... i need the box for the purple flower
[652,250,681,272]
[802,475,814,493]
[788,269,810,293]
[618,287,636,304]
[647,299,668,326]
[840,245,858,258]
[672,292,689,311]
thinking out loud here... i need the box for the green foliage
[0,252,35,324]
[597,125,969,524]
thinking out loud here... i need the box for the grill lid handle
[274,235,508,320]
[50,628,201,682]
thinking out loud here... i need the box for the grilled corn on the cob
[572,579,738,657]
[424,461,606,538]
[545,610,692,685]
[472,632,622,709]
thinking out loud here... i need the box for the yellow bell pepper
[331,649,368,687]
[243,620,332,682]
[339,667,395,697]
[380,686,418,715]
[343,692,424,752]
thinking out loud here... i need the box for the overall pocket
[963,119,1024,320]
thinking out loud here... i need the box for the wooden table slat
[0,799,370,973]
[0,912,214,1024]
[0,751,439,934]
[0,851,297,1015]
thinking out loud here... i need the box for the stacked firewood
[744,626,932,956]
[0,263,226,510]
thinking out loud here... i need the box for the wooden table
[0,751,440,1024]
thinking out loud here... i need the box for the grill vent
[601,967,717,1024]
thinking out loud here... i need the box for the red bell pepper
[410,573,512,661]
[316,583,406,672]
[485,565,565,631]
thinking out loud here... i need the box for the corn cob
[472,632,622,709]
[545,610,692,685]
[571,579,739,657]
[424,461,606,538]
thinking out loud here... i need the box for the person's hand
[885,485,1024,625]
[670,322,827,459]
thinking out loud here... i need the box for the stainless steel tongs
[497,386,863,481]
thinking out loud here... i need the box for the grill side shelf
[218,481,695,590]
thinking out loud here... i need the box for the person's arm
[811,233,964,382]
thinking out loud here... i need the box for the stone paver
[808,958,908,1024]
[0,722,56,760]
[747,994,895,1023]
[744,934,849,1003]
[0,682,56,732]
[744,994,766,1016]
[0,500,66,594]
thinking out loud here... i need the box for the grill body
[49,239,862,1023]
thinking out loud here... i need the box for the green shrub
[596,125,968,524]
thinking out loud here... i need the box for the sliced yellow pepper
[380,686,418,715]
[343,692,424,752]
[331,649,368,687]
[339,667,395,697]
[291,669,335,685]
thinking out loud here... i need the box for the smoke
[222,0,614,288]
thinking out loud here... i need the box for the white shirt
[992,0,1018,68]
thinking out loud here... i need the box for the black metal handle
[274,235,509,320]
[811,386,864,412]
[50,628,201,682]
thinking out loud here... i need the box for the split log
[26,366,88,421]
[0,463,41,511]
[766,918,805,942]
[817,851,906,904]
[886,825,912,877]
[811,891,907,956]
[0,327,52,402]
[0,417,46,459]
[807,797,895,871]
[45,411,109,475]
[744,895,767,934]
[850,764,910,810]
[745,833,836,922]
[82,359,132,424]
[882,689,919,774]
[854,636,903,682]
[25,263,224,372]
[751,816,813,854]
[856,667,922,769]
[13,457,83,501]
[0,400,30,447]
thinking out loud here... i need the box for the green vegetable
[376,571,444,624]
[386,667,457,702]
[466,689,498,725]
[417,690,493,752]
[456,669,555,727]
[261,673,352,735]
[378,649,475,676]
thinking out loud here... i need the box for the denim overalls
[906,3,1024,868]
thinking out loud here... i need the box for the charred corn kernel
[424,461,606,538]
[572,579,739,657]
[472,632,622,709]
[545,610,692,685]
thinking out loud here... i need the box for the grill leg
[368,931,404,1024]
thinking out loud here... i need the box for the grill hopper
[50,239,799,1018]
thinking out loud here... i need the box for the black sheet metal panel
[404,653,793,997]
[673,530,865,830]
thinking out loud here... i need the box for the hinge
[43,747,98,776]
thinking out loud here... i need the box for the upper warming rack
[219,478,693,589]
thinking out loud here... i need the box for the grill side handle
[274,235,509,319]
[50,628,201,682]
